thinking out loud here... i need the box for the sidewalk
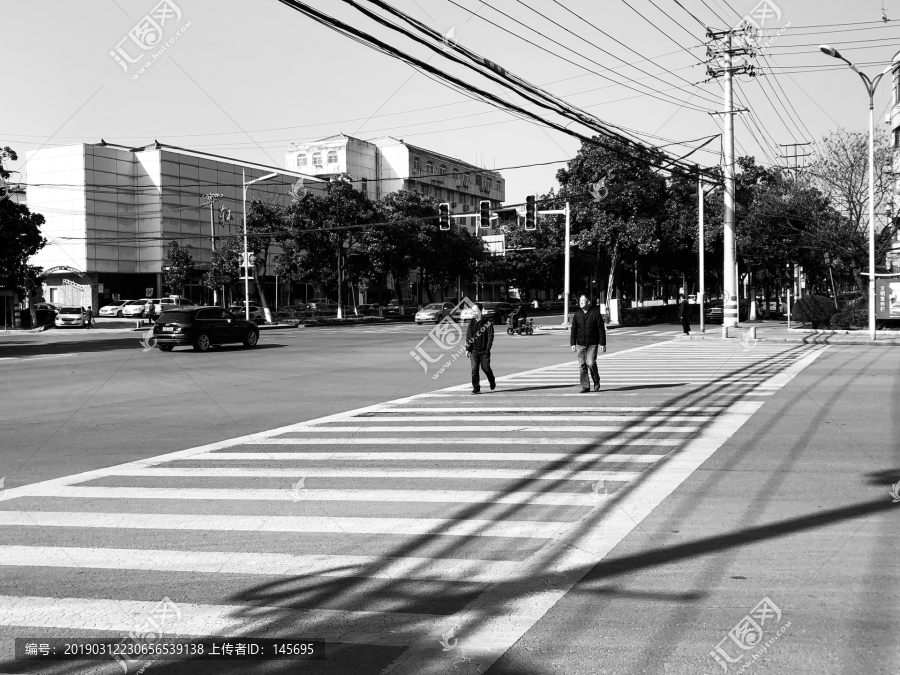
[707,319,900,346]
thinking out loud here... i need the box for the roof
[372,137,504,177]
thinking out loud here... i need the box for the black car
[152,307,259,352]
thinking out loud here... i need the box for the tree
[807,128,895,290]
[246,197,289,320]
[163,240,194,296]
[203,233,243,305]
[557,138,668,305]
[0,196,46,292]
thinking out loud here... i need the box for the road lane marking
[0,511,573,539]
[187,452,666,463]
[19,485,608,507]
[0,546,525,583]
[103,467,644,481]
[0,595,440,647]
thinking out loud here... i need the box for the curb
[755,337,900,346]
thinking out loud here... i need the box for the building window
[297,154,307,168]
[413,157,421,173]
[426,161,435,175]
[327,150,338,164]
[496,179,502,191]
[453,169,459,181]
[895,129,900,149]
[475,174,482,186]
[486,178,492,191]
[440,164,447,175]
[360,178,368,195]
[312,152,323,167]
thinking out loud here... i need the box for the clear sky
[5,0,900,204]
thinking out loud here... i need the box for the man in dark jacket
[465,303,496,394]
[677,294,691,335]
[570,295,606,393]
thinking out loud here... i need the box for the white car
[99,300,130,317]
[415,302,457,325]
[122,299,156,317]
[229,303,266,322]
[156,297,197,315]
[55,306,93,328]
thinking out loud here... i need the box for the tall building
[286,134,506,231]
[26,142,320,310]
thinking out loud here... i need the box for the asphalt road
[0,324,897,675]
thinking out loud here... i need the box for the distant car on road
[99,300,130,317]
[705,306,724,322]
[415,302,456,325]
[55,306,93,329]
[152,307,260,352]
[229,303,266,322]
[460,302,513,324]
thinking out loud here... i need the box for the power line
[437,0,717,112]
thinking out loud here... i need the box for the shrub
[829,307,868,330]
[790,295,837,329]
[620,304,684,326]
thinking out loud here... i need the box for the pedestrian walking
[465,303,496,395]
[570,294,606,393]
[678,294,691,335]
[144,298,155,325]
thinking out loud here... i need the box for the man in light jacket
[570,295,606,393]
[465,303,496,395]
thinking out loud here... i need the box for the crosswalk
[0,340,825,674]
[267,323,689,337]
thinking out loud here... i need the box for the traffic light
[439,202,451,231]
[478,200,491,230]
[525,194,536,230]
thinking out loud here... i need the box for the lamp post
[242,170,277,321]
[820,45,891,340]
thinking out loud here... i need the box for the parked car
[229,303,266,322]
[460,302,513,323]
[383,299,414,315]
[98,300,131,317]
[415,302,457,325]
[33,302,58,312]
[156,297,197,315]
[122,299,157,317]
[54,306,93,329]
[308,298,338,310]
[152,307,260,352]
[357,303,381,315]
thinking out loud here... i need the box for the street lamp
[242,170,278,321]
[820,45,891,340]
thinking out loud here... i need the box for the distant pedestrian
[144,299,155,324]
[532,298,539,309]
[570,294,606,393]
[465,303,496,394]
[678,294,691,335]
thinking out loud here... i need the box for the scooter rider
[514,302,528,331]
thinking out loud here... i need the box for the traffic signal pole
[698,170,706,334]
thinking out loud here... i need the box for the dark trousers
[576,344,599,389]
[470,351,495,391]
[681,317,691,334]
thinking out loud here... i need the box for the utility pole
[202,192,224,306]
[698,167,706,334]
[537,202,571,325]
[706,26,757,332]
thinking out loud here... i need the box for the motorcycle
[507,315,534,336]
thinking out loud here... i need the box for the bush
[620,304,682,326]
[829,307,869,330]
[790,295,837,329]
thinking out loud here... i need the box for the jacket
[677,300,690,320]
[466,317,495,353]
[570,306,606,347]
